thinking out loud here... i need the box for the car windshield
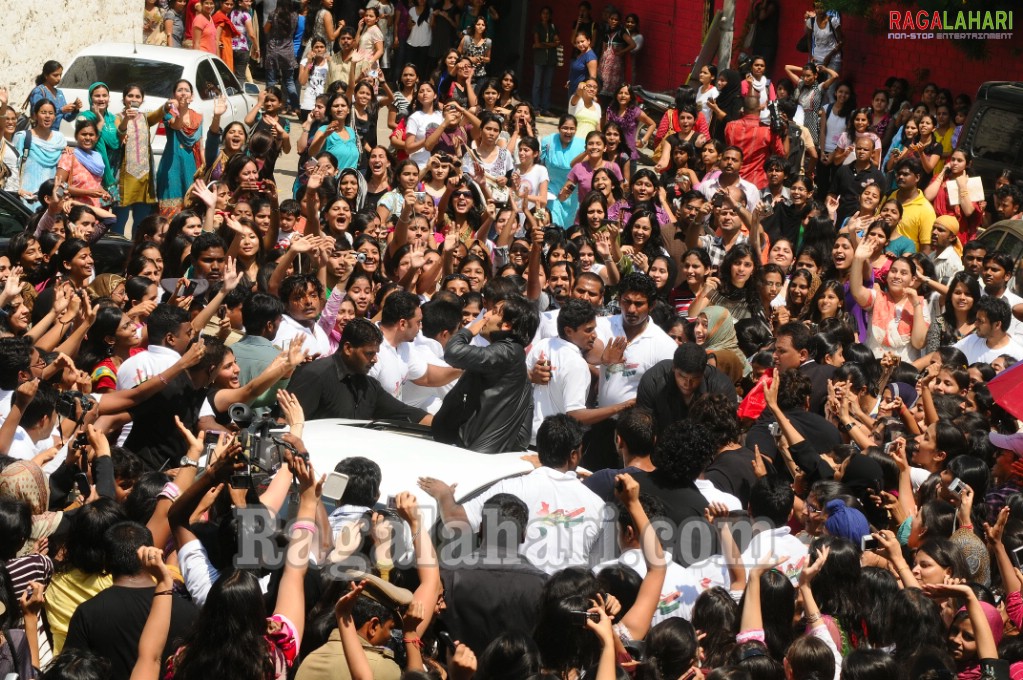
[61,56,184,99]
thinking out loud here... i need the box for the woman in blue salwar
[156,80,204,216]
[26,61,81,131]
[541,114,584,228]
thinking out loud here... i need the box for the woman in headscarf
[692,305,749,383]
[706,69,742,144]
[0,461,63,558]
[87,273,127,306]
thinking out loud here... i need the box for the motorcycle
[632,85,676,121]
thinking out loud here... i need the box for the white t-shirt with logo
[526,337,591,444]
[593,549,733,625]
[462,467,611,575]
[597,316,677,407]
[369,336,428,400]
[299,58,329,110]
[738,526,810,587]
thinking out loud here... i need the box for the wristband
[403,636,423,647]
[291,520,317,534]
[154,590,174,597]
[157,373,169,386]
[158,482,181,502]
[805,612,822,624]
[961,524,974,531]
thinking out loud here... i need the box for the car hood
[301,419,534,515]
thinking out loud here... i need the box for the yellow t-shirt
[44,569,113,654]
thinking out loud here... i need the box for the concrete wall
[1,1,141,109]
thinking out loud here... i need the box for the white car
[58,42,259,163]
[300,419,534,518]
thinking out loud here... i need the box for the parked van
[958,81,1023,194]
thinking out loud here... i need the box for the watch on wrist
[179,456,200,468]
[842,421,855,432]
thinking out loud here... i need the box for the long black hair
[170,569,273,680]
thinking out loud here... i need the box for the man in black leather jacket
[439,294,540,453]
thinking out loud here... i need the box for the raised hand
[601,336,628,366]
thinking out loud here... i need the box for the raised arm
[615,474,666,641]
[272,440,322,641]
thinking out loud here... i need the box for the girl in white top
[513,136,549,213]
[569,77,601,139]
[695,65,719,128]
[404,81,444,168]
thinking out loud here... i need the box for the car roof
[71,42,213,72]
[301,420,534,514]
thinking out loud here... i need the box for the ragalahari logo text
[888,10,1013,40]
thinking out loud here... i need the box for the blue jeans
[533,64,555,112]
[265,55,299,110]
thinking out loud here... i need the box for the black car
[958,82,1023,195]
[0,191,134,275]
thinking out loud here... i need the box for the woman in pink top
[192,0,219,55]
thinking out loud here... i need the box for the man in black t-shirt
[64,522,198,680]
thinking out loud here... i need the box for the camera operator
[776,98,817,178]
[724,95,784,190]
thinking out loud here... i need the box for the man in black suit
[774,321,835,415]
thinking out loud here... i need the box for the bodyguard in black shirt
[288,318,430,424]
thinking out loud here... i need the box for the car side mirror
[244,83,260,96]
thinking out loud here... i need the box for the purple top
[567,161,623,199]
[843,267,873,342]
[606,105,642,160]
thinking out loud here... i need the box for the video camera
[228,402,284,489]
[55,390,95,421]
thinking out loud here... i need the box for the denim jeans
[265,55,299,110]
[533,64,555,112]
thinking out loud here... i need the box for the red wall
[524,0,1022,107]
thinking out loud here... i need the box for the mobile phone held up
[569,611,600,627]
[321,472,350,503]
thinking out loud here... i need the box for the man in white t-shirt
[592,492,736,624]
[955,296,1023,364]
[421,414,613,575]
[403,298,463,414]
[526,300,634,445]
[272,274,331,359]
[370,291,461,402]
[589,273,676,469]
[739,475,809,587]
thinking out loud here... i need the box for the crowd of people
[2,0,1023,679]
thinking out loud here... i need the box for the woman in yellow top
[115,84,164,232]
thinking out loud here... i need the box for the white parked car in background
[57,42,258,163]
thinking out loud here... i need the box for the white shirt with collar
[592,548,733,624]
[699,175,762,212]
[273,314,331,359]
[462,466,611,575]
[526,337,591,445]
[368,332,428,400]
[534,309,614,345]
[598,316,677,407]
[115,345,182,446]
[402,335,455,414]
